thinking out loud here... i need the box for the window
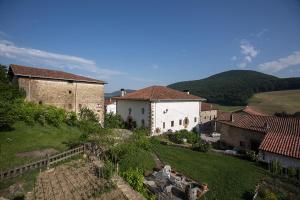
[171,121,174,127]
[79,104,82,109]
[194,117,197,122]
[128,108,132,115]
[141,119,145,127]
[240,141,245,147]
[39,101,43,105]
[68,104,72,109]
[163,122,165,129]
[210,116,212,120]
[69,90,72,94]
[179,119,182,125]
[141,108,145,114]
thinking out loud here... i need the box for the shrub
[258,189,278,200]
[77,120,101,134]
[168,129,198,144]
[192,140,211,152]
[270,161,283,175]
[79,107,98,123]
[105,113,124,128]
[121,168,145,193]
[245,150,258,162]
[65,111,78,126]
[100,161,115,180]
[287,167,297,177]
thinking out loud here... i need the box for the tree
[104,113,124,128]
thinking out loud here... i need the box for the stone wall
[216,122,265,151]
[17,77,104,124]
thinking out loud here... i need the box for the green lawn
[248,90,300,114]
[0,122,82,170]
[155,144,267,200]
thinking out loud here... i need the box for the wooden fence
[0,145,85,181]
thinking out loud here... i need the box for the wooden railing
[0,145,85,181]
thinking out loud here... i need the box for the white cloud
[0,40,124,79]
[237,40,259,68]
[259,51,300,73]
[255,28,268,38]
[240,41,258,58]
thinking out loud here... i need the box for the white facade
[117,100,150,128]
[116,99,201,135]
[106,102,117,114]
[259,151,300,168]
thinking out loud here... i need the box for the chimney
[120,88,125,97]
[183,89,190,95]
[230,113,234,122]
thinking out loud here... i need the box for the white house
[115,86,205,135]
[105,98,116,114]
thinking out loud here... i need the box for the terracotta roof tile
[243,106,268,116]
[9,64,105,84]
[115,86,205,101]
[217,113,300,159]
[201,102,217,111]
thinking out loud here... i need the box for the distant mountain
[105,89,135,98]
[168,70,300,106]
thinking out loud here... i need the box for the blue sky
[0,0,300,92]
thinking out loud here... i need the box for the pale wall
[17,77,105,124]
[106,103,116,114]
[200,110,217,124]
[116,100,150,128]
[151,101,201,135]
[259,151,300,168]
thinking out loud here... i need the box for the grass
[119,148,155,173]
[247,89,300,114]
[212,104,244,112]
[155,144,267,200]
[0,122,82,170]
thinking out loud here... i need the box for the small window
[141,108,145,114]
[179,119,182,125]
[39,101,43,105]
[128,108,132,115]
[163,122,165,129]
[69,90,72,94]
[79,104,82,109]
[194,117,197,122]
[210,116,212,120]
[141,119,145,127]
[240,141,245,147]
[68,104,72,109]
[171,121,174,127]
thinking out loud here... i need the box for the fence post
[46,154,50,169]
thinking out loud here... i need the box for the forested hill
[168,70,300,105]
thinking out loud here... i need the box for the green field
[248,90,300,114]
[0,122,82,170]
[155,144,267,200]
[212,104,244,112]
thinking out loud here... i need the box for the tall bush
[104,113,124,128]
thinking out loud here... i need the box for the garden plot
[26,160,126,200]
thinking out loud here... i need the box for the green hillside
[248,90,300,115]
[168,70,300,105]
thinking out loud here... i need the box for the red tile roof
[242,106,267,116]
[115,86,205,101]
[201,102,217,111]
[217,113,300,159]
[9,64,105,84]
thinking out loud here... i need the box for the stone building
[199,102,218,132]
[216,112,300,168]
[9,64,106,124]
